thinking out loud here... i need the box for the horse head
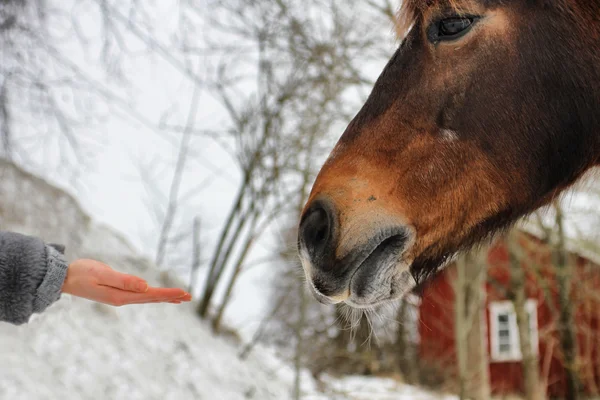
[298,0,600,308]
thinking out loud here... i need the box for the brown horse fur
[298,0,600,308]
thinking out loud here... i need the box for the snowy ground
[0,220,456,400]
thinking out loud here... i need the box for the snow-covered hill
[0,161,456,399]
[0,242,295,400]
[0,256,455,400]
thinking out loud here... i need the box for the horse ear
[48,243,66,255]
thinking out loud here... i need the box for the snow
[0,161,455,400]
[0,221,455,400]
[305,376,458,400]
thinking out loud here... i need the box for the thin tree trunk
[212,177,292,330]
[196,178,248,318]
[552,202,580,400]
[0,78,11,159]
[198,199,254,317]
[155,70,201,267]
[188,217,201,293]
[197,110,273,318]
[211,215,259,332]
[581,284,598,396]
[396,298,417,383]
[293,283,307,400]
[508,230,543,400]
[455,256,468,400]
[454,250,491,400]
[198,172,276,319]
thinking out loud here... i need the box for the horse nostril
[299,200,337,264]
[315,222,327,243]
[302,205,330,249]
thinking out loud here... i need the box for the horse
[297,0,600,309]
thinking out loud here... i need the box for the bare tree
[506,229,544,400]
[194,0,391,323]
[0,0,140,180]
[453,250,491,400]
[396,297,418,384]
[550,202,581,399]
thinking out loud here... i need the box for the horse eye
[440,18,472,36]
[428,16,477,43]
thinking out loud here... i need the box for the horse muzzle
[298,196,416,308]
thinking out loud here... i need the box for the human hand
[61,259,192,306]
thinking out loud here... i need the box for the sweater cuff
[32,245,69,314]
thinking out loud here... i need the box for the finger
[175,293,192,301]
[100,287,191,306]
[119,296,190,305]
[144,287,188,299]
[96,269,148,292]
[141,293,191,303]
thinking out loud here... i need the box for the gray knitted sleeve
[0,231,69,325]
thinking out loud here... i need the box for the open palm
[61,259,191,306]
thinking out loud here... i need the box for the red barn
[417,230,600,398]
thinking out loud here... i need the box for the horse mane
[395,0,469,38]
[395,0,419,37]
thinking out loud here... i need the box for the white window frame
[489,299,538,362]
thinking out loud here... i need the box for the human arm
[0,231,190,325]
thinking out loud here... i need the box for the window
[489,300,538,362]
